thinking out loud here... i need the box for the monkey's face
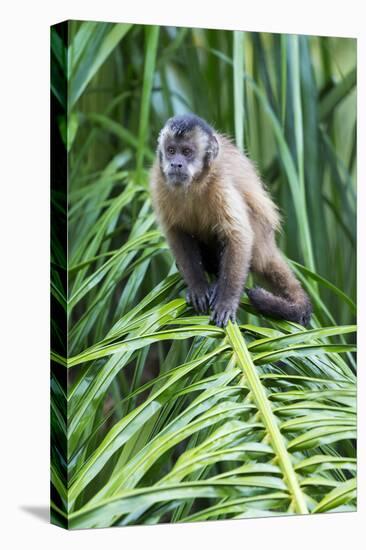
[158,117,219,188]
[161,138,196,186]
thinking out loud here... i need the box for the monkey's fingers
[202,288,211,312]
[198,297,208,313]
[208,283,219,307]
[210,305,236,328]
[187,288,209,314]
[192,297,202,312]
[187,289,200,312]
[210,310,226,327]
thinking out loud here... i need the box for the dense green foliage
[51,22,356,528]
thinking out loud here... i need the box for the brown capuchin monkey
[150,113,312,328]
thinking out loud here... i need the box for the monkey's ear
[157,128,164,148]
[208,135,219,160]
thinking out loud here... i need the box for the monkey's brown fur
[150,114,312,327]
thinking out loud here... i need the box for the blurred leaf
[68,22,133,109]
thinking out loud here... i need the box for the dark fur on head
[168,113,215,138]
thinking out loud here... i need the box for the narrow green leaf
[136,26,160,175]
[68,23,133,109]
[226,322,309,514]
[312,478,356,513]
[233,31,245,151]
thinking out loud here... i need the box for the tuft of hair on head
[167,113,215,138]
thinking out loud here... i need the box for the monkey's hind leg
[248,248,312,326]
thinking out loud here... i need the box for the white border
[1,1,364,547]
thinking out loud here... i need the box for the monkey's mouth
[167,172,189,185]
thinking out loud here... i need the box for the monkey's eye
[182,148,192,157]
[167,146,176,155]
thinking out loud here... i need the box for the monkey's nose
[171,162,182,169]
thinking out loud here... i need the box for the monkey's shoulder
[214,138,281,231]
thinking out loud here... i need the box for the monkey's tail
[246,282,312,327]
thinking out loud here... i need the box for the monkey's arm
[210,232,252,327]
[166,227,210,313]
[207,186,254,327]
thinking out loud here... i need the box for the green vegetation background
[51,22,356,529]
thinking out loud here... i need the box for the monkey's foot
[210,301,237,328]
[186,286,211,314]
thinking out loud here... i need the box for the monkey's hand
[186,285,211,314]
[209,283,238,327]
[210,299,237,328]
